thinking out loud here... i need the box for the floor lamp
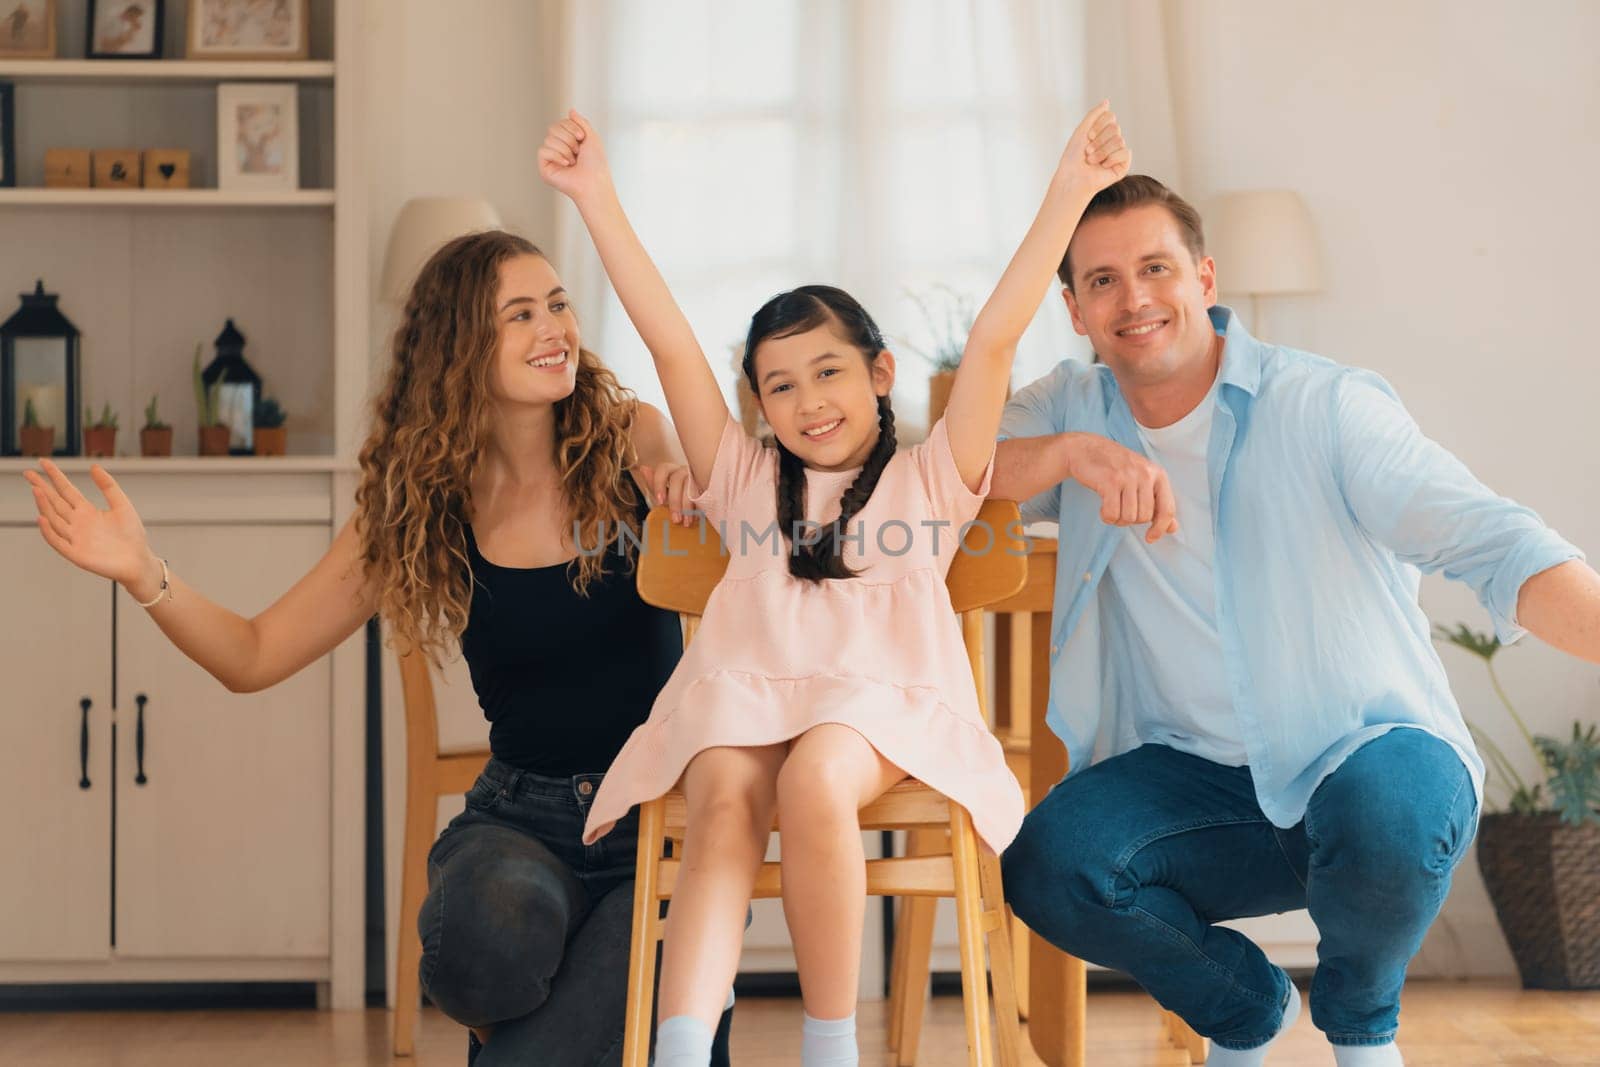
[381,197,505,303]
[1205,189,1322,341]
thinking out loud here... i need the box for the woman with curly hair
[21,231,734,1067]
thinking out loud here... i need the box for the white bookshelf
[0,188,335,207]
[0,0,343,454]
[0,59,335,84]
[0,0,369,1011]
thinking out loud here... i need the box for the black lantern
[2,281,82,457]
[202,318,262,455]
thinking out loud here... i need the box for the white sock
[723,985,736,1012]
[1206,981,1301,1067]
[654,1015,713,1067]
[800,1011,857,1067]
[1333,1041,1404,1067]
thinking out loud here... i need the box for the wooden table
[987,537,1089,1067]
[988,537,1207,1067]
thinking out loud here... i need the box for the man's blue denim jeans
[1001,730,1477,1050]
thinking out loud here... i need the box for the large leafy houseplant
[1435,622,1600,988]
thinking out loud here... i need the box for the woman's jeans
[1001,730,1477,1051]
[419,758,734,1067]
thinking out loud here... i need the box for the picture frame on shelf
[186,0,308,61]
[0,0,56,58]
[86,0,164,60]
[216,81,298,192]
[0,83,13,189]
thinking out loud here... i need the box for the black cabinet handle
[78,698,91,789]
[135,693,149,785]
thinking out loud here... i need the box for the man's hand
[1064,433,1179,542]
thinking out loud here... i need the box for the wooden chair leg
[887,895,912,1052]
[949,804,994,1066]
[890,830,941,1065]
[1164,1010,1209,1063]
[977,846,1023,1067]
[892,898,939,1065]
[623,798,666,1067]
[1009,907,1029,1021]
[391,773,436,1057]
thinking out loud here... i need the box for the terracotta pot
[253,426,287,456]
[19,425,55,457]
[928,369,957,427]
[140,427,173,457]
[198,425,232,456]
[83,427,117,458]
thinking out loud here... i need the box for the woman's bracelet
[135,557,172,609]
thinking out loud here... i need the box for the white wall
[1159,0,1600,976]
[363,0,564,375]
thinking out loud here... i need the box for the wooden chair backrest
[635,498,1027,616]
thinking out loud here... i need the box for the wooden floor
[1,981,1596,1065]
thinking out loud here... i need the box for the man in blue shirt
[994,175,1600,1067]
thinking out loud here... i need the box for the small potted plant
[83,402,118,457]
[901,284,976,426]
[193,343,229,456]
[140,394,172,457]
[253,395,287,456]
[1435,622,1600,989]
[19,396,54,457]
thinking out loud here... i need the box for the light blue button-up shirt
[999,305,1583,827]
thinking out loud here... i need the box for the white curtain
[1084,0,1186,192]
[555,0,1099,428]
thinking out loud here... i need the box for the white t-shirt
[1101,374,1248,766]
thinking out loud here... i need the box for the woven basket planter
[1476,813,1600,989]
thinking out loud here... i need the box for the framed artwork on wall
[186,0,308,61]
[0,0,57,58]
[216,81,298,191]
[87,0,164,60]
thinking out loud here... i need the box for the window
[560,0,1089,427]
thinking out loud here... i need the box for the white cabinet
[0,529,112,963]
[0,521,330,972]
[0,0,370,1007]
[113,524,331,961]
[0,469,363,1002]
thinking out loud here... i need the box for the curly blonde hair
[355,231,642,663]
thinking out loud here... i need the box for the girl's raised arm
[539,111,729,489]
[944,101,1130,489]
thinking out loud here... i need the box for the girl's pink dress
[582,416,1025,853]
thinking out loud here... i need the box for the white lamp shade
[1205,190,1322,296]
[380,197,504,302]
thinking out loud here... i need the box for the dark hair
[742,285,897,583]
[1058,174,1206,291]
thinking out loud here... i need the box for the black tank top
[459,513,682,777]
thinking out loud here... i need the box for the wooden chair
[887,543,1210,1065]
[391,646,491,1057]
[625,500,1031,1067]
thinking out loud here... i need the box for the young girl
[539,103,1129,1067]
